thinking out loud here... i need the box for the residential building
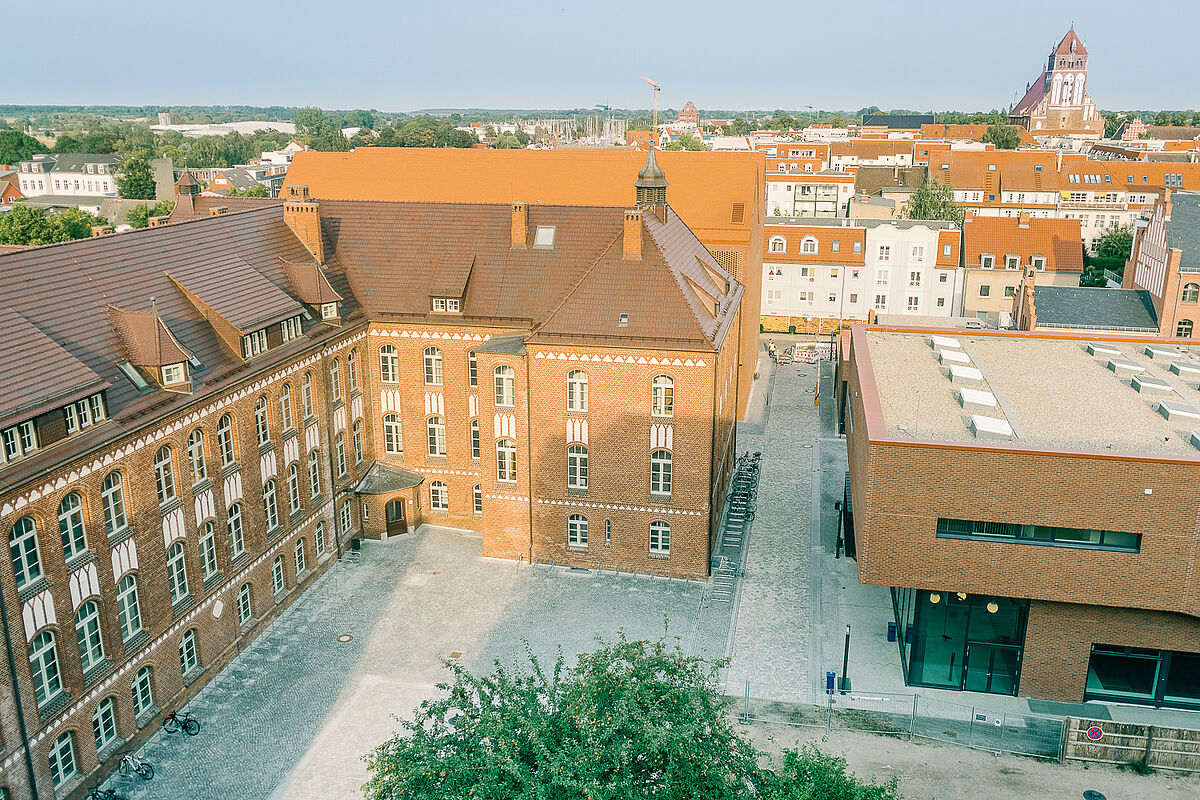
[1123,191,1200,339]
[829,140,915,170]
[0,167,22,207]
[17,155,119,198]
[677,101,699,126]
[1009,28,1103,137]
[765,170,855,217]
[928,150,1060,220]
[841,325,1200,706]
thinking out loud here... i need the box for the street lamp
[838,624,852,693]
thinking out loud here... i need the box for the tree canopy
[664,133,707,151]
[124,200,175,228]
[114,149,156,199]
[981,123,1021,150]
[1095,223,1134,261]
[901,178,964,225]
[0,130,48,164]
[0,204,108,246]
[295,106,351,152]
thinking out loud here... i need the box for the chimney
[511,202,527,249]
[209,206,228,216]
[283,185,324,264]
[1018,212,1031,228]
[147,215,169,228]
[91,225,113,237]
[623,209,643,260]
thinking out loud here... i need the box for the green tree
[982,123,1021,150]
[828,114,848,128]
[901,178,964,224]
[125,200,176,228]
[1171,112,1190,126]
[0,204,107,246]
[490,132,524,149]
[769,745,900,800]
[295,107,350,152]
[664,133,707,151]
[114,149,157,199]
[0,130,47,163]
[1155,111,1171,125]
[1095,223,1134,260]
[50,134,82,153]
[225,184,270,197]
[1103,114,1123,138]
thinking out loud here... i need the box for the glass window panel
[1086,648,1161,701]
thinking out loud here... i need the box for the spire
[635,146,668,208]
[174,167,199,197]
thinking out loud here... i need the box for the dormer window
[1005,254,1020,269]
[1032,255,1046,271]
[321,302,339,320]
[981,254,995,269]
[243,329,268,359]
[618,313,629,328]
[533,226,556,249]
[161,363,187,386]
[1,421,38,462]
[431,298,461,313]
[280,315,302,342]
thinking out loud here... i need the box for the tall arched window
[272,554,285,594]
[384,414,402,454]
[424,346,443,385]
[348,348,360,393]
[227,502,245,559]
[166,542,189,604]
[494,365,515,406]
[473,485,483,513]
[154,445,176,504]
[47,730,76,788]
[470,419,480,459]
[651,375,674,417]
[379,345,399,383]
[308,450,321,498]
[468,350,478,387]
[294,537,307,574]
[199,521,218,580]
[430,481,448,510]
[10,516,43,589]
[179,628,199,676]
[29,629,62,707]
[1183,283,1199,303]
[496,439,517,482]
[651,450,673,495]
[217,414,236,466]
[264,480,279,530]
[116,574,142,641]
[427,416,446,456]
[287,463,302,514]
[567,444,588,489]
[567,370,588,412]
[187,428,207,485]
[279,383,294,431]
[254,396,270,445]
[302,372,316,418]
[101,471,128,536]
[75,600,105,673]
[58,492,88,560]
[237,583,253,625]
[649,521,671,555]
[768,235,786,253]
[329,357,342,401]
[92,696,118,753]
[131,665,154,717]
[352,418,363,464]
[335,431,347,476]
[1178,319,1194,338]
[568,514,588,547]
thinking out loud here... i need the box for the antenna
[640,76,661,133]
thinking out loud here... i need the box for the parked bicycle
[87,789,126,800]
[118,753,154,781]
[163,710,200,736]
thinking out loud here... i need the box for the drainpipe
[0,582,41,800]
[524,353,534,563]
[319,348,344,558]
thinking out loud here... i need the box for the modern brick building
[0,153,742,798]
[841,325,1200,707]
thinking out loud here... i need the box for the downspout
[319,347,344,558]
[524,351,534,563]
[0,582,41,800]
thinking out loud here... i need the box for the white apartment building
[17,154,119,197]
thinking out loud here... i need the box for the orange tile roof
[963,216,1083,273]
[830,140,915,160]
[919,124,1037,146]
[927,150,1060,192]
[935,230,961,267]
[763,224,866,264]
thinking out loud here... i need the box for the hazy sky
[9,0,1199,112]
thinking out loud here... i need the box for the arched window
[496,439,517,482]
[75,600,105,673]
[254,396,270,445]
[494,365,515,406]
[199,521,218,581]
[651,375,674,417]
[302,372,315,418]
[227,502,245,559]
[330,357,342,401]
[1183,284,1199,304]
[335,431,347,476]
[287,463,302,515]
[307,449,322,497]
[1178,319,1194,338]
[339,501,352,534]
[315,521,327,557]
[217,414,236,466]
[264,479,279,530]
[568,514,588,547]
[294,537,306,575]
[29,629,62,707]
[92,696,118,753]
[272,554,285,594]
[567,370,588,412]
[116,574,142,641]
[179,628,199,676]
[424,346,443,385]
[468,350,478,387]
[768,235,786,253]
[352,418,363,464]
[567,444,588,489]
[187,428,207,485]
[58,492,88,560]
[379,345,399,383]
[279,383,294,431]
[10,516,43,589]
[470,419,480,459]
[131,665,154,717]
[649,521,671,555]
[166,542,190,604]
[384,414,403,454]
[348,348,360,393]
[430,481,448,510]
[154,445,176,504]
[101,471,128,536]
[47,730,76,788]
[651,450,673,495]
[473,485,483,513]
[800,235,818,254]
[426,416,446,456]
[237,583,253,625]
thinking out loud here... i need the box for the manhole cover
[1083,792,1106,800]
[336,634,353,643]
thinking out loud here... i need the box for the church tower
[635,146,668,216]
[1008,28,1102,137]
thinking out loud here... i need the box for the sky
[8,0,1200,112]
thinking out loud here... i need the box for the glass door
[963,643,1022,695]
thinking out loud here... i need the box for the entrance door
[385,500,406,536]
[963,643,1022,696]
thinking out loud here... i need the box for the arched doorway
[386,499,406,536]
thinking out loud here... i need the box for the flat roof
[862,329,1200,456]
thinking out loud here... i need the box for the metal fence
[731,681,1066,761]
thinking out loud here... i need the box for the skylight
[533,226,556,249]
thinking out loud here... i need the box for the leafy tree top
[901,178,964,225]
[981,123,1021,150]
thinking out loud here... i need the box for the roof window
[533,226,556,249]
[618,313,629,328]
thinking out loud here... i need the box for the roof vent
[1132,375,1173,395]
[1087,342,1121,357]
[948,365,983,386]
[1158,401,1200,422]
[938,349,971,367]
[930,335,961,351]
[1144,344,1179,360]
[958,387,997,412]
[1191,431,1200,452]
[970,415,1013,441]
[1107,358,1146,377]
[1168,361,1200,380]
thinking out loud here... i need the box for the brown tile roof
[106,305,194,366]
[169,254,305,334]
[919,124,1037,146]
[0,307,110,427]
[928,150,1060,193]
[853,166,927,195]
[281,257,343,305]
[963,216,1083,273]
[1054,28,1087,56]
[829,141,916,161]
[169,195,281,221]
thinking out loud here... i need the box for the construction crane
[640,76,660,134]
[595,103,612,143]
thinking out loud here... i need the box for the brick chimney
[623,209,643,260]
[1014,265,1038,330]
[209,206,228,216]
[511,202,527,249]
[283,184,324,264]
[91,225,113,237]
[147,215,169,228]
[1018,211,1031,229]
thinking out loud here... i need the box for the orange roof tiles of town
[963,216,1083,272]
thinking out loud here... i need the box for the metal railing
[1103,269,1123,284]
[1034,321,1159,333]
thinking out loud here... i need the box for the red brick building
[0,155,741,798]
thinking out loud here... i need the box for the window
[1005,255,1019,269]
[302,373,315,418]
[468,350,478,387]
[384,414,403,454]
[878,245,891,261]
[281,315,302,341]
[339,500,352,534]
[830,267,838,279]
[562,369,591,412]
[279,384,294,431]
[321,302,339,320]
[852,241,862,254]
[568,515,588,547]
[131,666,154,716]
[255,397,270,446]
[242,329,268,359]
[768,235,786,253]
[651,450,672,495]
[832,241,841,253]
[294,538,307,575]
[430,481,448,510]
[423,347,443,385]
[850,293,858,303]
[237,583,253,625]
[426,417,446,456]
[799,291,814,302]
[943,243,952,257]
[1004,286,1017,299]
[936,518,1140,552]
[1177,319,1194,338]
[828,293,837,303]
[494,366,515,406]
[286,463,302,515]
[179,629,198,676]
[651,375,674,417]
[116,574,142,641]
[496,439,517,482]
[767,289,782,304]
[272,555,285,595]
[533,225,556,248]
[192,522,218,584]
[567,445,588,489]
[167,542,190,604]
[308,451,321,498]
[329,358,342,402]
[981,254,994,269]
[92,697,118,753]
[161,363,186,385]
[315,522,326,557]
[470,419,480,459]
[216,415,235,467]
[874,295,887,310]
[800,236,817,254]
[155,446,176,504]
[907,297,919,311]
[1183,284,1200,304]
[29,630,62,707]
[379,345,399,383]
[352,419,364,464]
[227,503,245,560]
[345,349,359,394]
[937,298,946,308]
[48,731,76,789]
[187,429,207,485]
[912,245,925,261]
[10,516,43,589]
[473,485,483,513]
[979,285,991,297]
[58,493,88,561]
[75,600,106,673]
[1,419,38,461]
[264,479,279,531]
[335,431,347,476]
[649,521,671,555]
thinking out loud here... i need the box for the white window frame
[566,370,588,412]
[116,574,142,641]
[264,480,279,530]
[497,439,517,482]
[237,583,253,625]
[228,503,245,560]
[272,555,285,595]
[426,416,446,457]
[166,542,190,605]
[567,444,588,489]
[494,366,516,407]
[154,446,176,505]
[58,493,88,561]
[187,429,207,485]
[75,600,105,674]
[131,666,154,717]
[30,630,63,707]
[217,415,235,466]
[651,375,674,418]
[649,521,671,555]
[179,629,198,676]
[430,481,449,510]
[568,514,588,547]
[423,346,443,386]
[650,450,673,495]
[379,345,399,383]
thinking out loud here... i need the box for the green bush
[789,325,796,334]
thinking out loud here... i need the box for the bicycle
[118,753,154,781]
[87,789,126,800]
[163,710,200,736]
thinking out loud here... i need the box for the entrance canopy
[351,461,425,495]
